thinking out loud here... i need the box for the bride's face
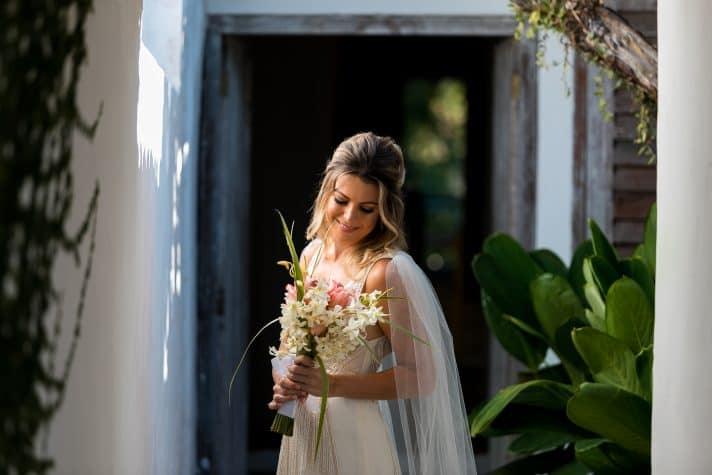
[326,174,380,246]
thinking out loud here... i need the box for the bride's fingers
[279,376,300,391]
[273,393,296,403]
[293,355,314,366]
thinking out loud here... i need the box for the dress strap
[356,252,393,294]
[304,239,324,276]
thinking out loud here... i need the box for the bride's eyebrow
[334,188,378,206]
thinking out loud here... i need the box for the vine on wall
[1,0,100,472]
[511,0,658,161]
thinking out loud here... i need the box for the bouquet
[269,271,393,442]
[229,211,425,459]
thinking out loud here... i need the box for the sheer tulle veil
[380,251,477,474]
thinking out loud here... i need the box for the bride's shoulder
[362,256,391,293]
[300,238,322,268]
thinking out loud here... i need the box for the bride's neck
[323,239,355,263]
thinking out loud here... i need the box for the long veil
[379,251,478,474]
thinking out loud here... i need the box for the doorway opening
[198,23,538,473]
[245,35,493,473]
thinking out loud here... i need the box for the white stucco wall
[47,0,204,473]
[535,33,574,263]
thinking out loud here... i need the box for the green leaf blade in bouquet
[276,210,306,301]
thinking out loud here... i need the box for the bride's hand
[285,355,328,397]
[268,371,307,410]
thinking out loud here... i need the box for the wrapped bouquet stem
[270,354,296,435]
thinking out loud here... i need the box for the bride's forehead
[333,174,379,199]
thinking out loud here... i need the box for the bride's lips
[336,219,358,233]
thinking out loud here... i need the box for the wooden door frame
[197,14,537,473]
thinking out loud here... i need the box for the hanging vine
[511,0,658,161]
[1,0,100,473]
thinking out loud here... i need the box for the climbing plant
[1,0,100,473]
[511,0,658,161]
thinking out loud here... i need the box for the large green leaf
[554,321,588,386]
[483,404,591,438]
[589,219,620,271]
[530,249,568,278]
[571,327,643,397]
[635,345,653,402]
[575,439,621,475]
[642,203,656,277]
[530,274,585,341]
[606,277,654,354]
[471,380,574,436]
[551,462,592,475]
[520,363,570,384]
[567,383,651,456]
[569,240,594,303]
[575,439,650,475]
[509,431,585,455]
[621,257,655,308]
[588,256,621,297]
[583,285,606,331]
[474,233,542,326]
[481,290,547,371]
[488,448,574,475]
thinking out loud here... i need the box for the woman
[269,132,477,474]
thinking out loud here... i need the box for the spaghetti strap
[356,253,393,294]
[303,239,324,276]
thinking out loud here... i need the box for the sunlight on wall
[137,42,164,188]
[536,32,573,263]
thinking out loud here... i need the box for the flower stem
[271,413,294,436]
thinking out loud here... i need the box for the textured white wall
[654,1,712,472]
[535,33,574,263]
[47,0,204,473]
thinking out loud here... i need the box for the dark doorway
[242,35,495,473]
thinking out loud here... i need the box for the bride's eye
[360,207,375,214]
[334,197,347,205]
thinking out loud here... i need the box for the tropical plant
[470,204,656,474]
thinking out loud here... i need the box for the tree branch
[512,0,657,101]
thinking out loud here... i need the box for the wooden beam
[208,14,517,36]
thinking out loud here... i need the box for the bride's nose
[343,204,357,223]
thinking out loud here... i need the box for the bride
[268,132,477,474]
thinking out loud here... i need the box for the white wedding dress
[276,243,477,475]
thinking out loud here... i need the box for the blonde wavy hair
[306,132,407,271]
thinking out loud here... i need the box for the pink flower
[284,278,318,303]
[327,280,356,309]
[284,284,297,303]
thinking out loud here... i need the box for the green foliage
[1,0,100,472]
[471,205,656,473]
[511,0,657,162]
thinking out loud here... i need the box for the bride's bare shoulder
[362,257,392,293]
